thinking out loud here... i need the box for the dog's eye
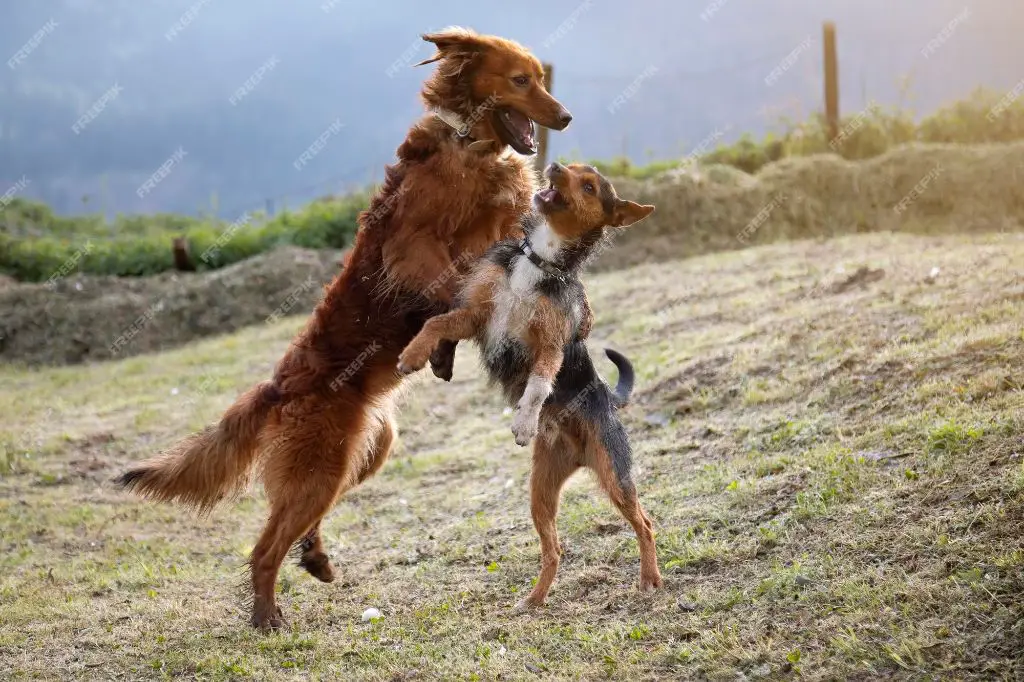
[511,75,529,87]
[583,182,595,194]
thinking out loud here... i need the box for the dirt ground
[0,247,342,366]
[1,232,1022,680]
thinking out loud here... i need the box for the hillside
[1,232,1022,680]
[5,140,1024,367]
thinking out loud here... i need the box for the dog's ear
[416,27,486,66]
[610,200,655,228]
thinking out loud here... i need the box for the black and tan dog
[397,162,660,608]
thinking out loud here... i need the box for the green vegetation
[5,87,1024,283]
[584,86,1024,177]
[1,232,1022,679]
[0,192,365,282]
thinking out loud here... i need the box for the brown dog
[116,27,571,630]
[397,163,660,607]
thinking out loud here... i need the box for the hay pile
[595,141,1024,271]
[0,247,342,366]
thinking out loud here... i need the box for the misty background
[1,0,1019,219]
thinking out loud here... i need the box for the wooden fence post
[823,21,840,147]
[535,62,554,172]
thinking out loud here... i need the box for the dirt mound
[0,246,342,366]
[594,141,1024,271]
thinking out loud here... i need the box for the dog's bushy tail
[115,381,281,513]
[604,348,635,408]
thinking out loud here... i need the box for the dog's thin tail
[115,380,281,513]
[604,348,635,408]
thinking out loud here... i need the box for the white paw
[511,410,538,446]
[396,354,425,375]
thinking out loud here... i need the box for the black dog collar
[519,236,566,280]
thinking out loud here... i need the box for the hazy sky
[1,0,1019,217]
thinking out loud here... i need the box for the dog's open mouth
[494,107,537,155]
[534,184,566,209]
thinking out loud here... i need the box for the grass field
[1,232,1023,680]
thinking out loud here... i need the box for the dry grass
[599,142,1024,272]
[1,232,1023,680]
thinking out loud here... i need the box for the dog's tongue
[507,109,535,146]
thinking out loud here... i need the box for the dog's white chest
[485,257,541,347]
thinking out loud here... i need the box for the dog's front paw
[396,349,428,375]
[511,409,539,447]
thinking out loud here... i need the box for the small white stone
[74,282,83,291]
[929,266,940,278]
[504,478,515,489]
[170,387,179,395]
[399,498,408,506]
[502,407,513,416]
[361,607,382,622]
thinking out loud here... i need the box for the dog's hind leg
[250,409,370,630]
[589,435,662,593]
[357,411,396,484]
[609,485,661,592]
[295,410,395,583]
[516,434,579,611]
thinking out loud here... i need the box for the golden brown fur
[116,27,571,630]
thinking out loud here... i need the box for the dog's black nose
[547,162,564,175]
[557,110,573,128]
